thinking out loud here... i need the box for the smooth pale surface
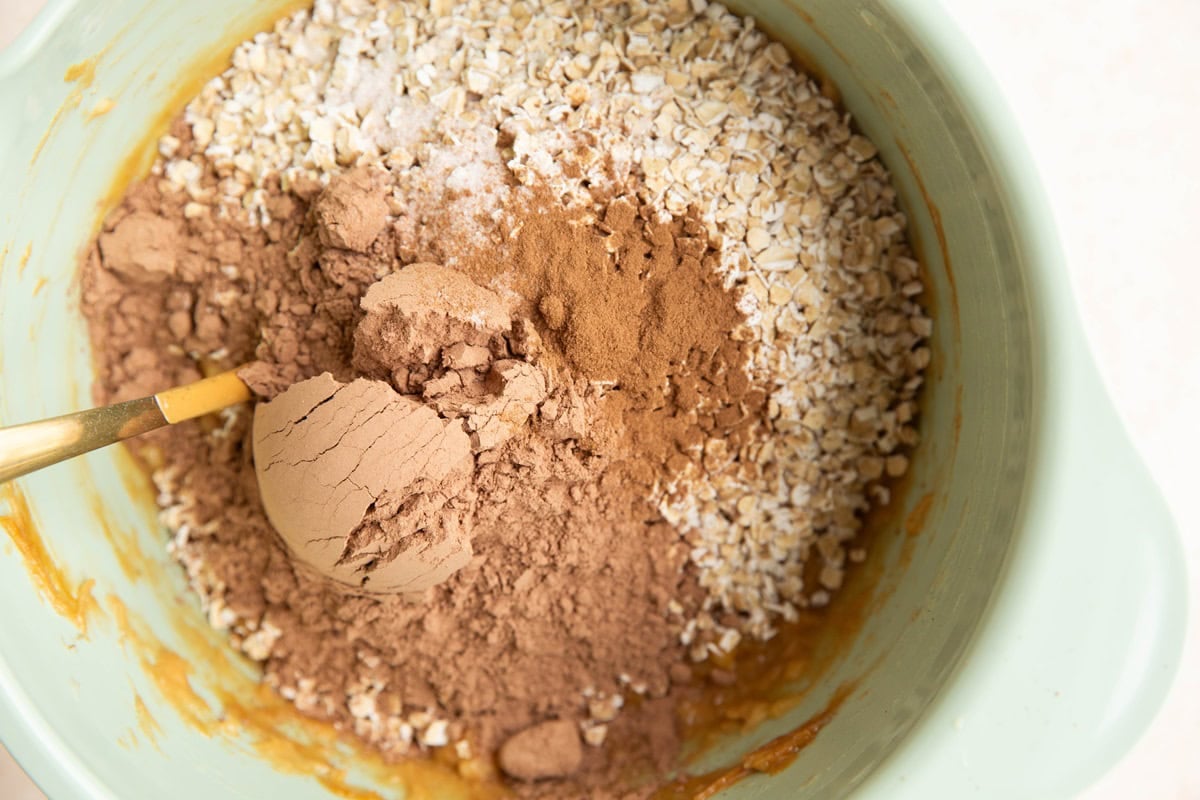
[936,4,1200,798]
[0,1,1193,799]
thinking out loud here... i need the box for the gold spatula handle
[0,369,252,485]
[0,397,166,484]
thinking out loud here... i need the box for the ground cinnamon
[460,195,763,494]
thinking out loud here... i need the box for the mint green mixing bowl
[0,1,1187,797]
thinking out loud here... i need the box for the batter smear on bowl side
[80,0,931,793]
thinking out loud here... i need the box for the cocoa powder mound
[252,374,478,594]
[80,133,747,795]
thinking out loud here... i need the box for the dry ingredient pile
[81,0,930,794]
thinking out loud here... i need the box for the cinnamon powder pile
[462,196,764,493]
[81,131,749,793]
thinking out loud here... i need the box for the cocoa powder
[80,134,747,794]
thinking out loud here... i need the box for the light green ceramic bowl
[0,1,1187,798]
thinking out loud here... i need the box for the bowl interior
[0,0,1032,797]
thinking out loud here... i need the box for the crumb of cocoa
[498,719,583,782]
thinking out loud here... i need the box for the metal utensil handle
[0,397,167,485]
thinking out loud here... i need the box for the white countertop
[0,0,1195,797]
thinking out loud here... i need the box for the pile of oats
[154,0,928,749]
